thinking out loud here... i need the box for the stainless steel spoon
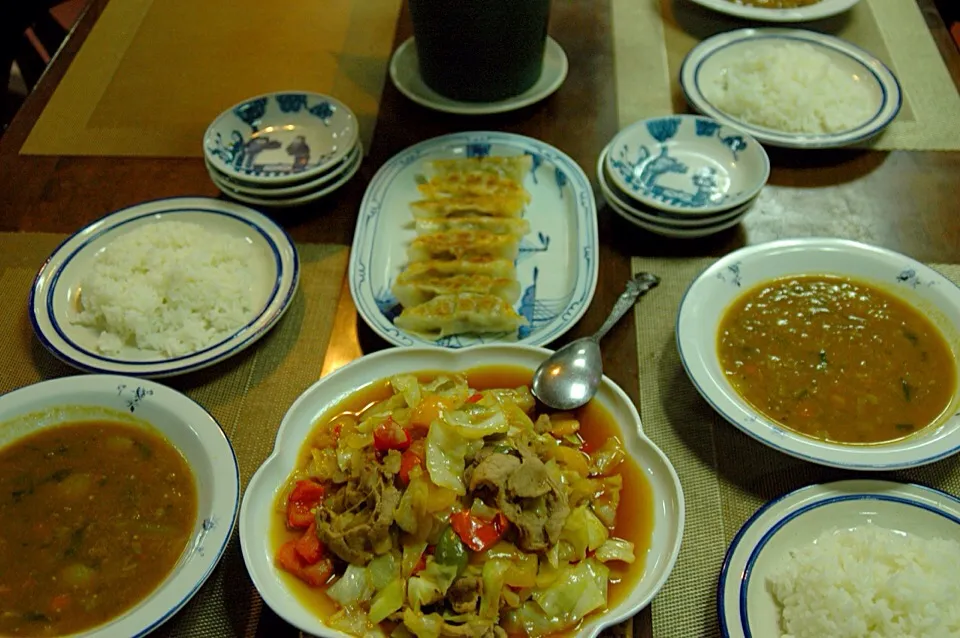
[532,272,661,410]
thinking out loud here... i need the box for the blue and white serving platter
[0,374,239,637]
[606,115,768,216]
[677,238,960,470]
[689,0,861,23]
[30,197,299,378]
[349,131,599,348]
[203,91,358,185]
[681,29,901,149]
[719,480,960,638]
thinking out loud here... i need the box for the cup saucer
[389,36,568,115]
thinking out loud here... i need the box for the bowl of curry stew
[0,375,239,637]
[677,238,960,470]
[239,344,684,638]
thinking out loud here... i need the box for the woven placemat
[612,0,960,151]
[0,233,349,637]
[630,256,960,638]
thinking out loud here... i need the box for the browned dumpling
[410,194,527,220]
[392,274,521,308]
[414,216,531,238]
[407,230,520,262]
[396,258,517,283]
[394,293,528,338]
[431,155,533,183]
[418,171,531,203]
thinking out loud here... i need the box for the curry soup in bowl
[677,238,960,470]
[0,375,240,637]
[240,345,684,638]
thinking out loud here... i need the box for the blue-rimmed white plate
[0,374,240,637]
[681,29,901,149]
[676,238,960,470]
[349,131,599,348]
[30,197,299,378]
[719,480,960,638]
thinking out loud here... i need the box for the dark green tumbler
[409,0,552,103]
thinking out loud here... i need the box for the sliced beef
[447,576,481,614]
[314,462,400,565]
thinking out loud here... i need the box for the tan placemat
[0,233,349,637]
[613,0,960,151]
[630,256,960,638]
[20,0,401,157]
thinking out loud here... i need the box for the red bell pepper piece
[276,539,333,587]
[399,447,424,485]
[450,510,510,552]
[286,480,325,529]
[373,417,411,452]
[466,392,484,403]
[294,522,324,565]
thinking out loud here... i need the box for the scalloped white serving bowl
[0,375,239,638]
[677,238,960,470]
[240,345,684,638]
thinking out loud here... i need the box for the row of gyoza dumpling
[392,156,535,339]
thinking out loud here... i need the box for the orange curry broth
[717,275,957,444]
[271,366,654,635]
[0,421,197,637]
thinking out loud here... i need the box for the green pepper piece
[435,525,468,576]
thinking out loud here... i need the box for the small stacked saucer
[203,91,362,208]
[599,114,769,238]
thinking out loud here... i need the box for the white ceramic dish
[681,29,902,149]
[349,131,599,348]
[719,480,960,638]
[389,36,568,115]
[30,197,299,378]
[0,374,239,638]
[597,144,753,229]
[688,0,861,23]
[676,238,960,469]
[206,141,361,197]
[210,143,363,208]
[203,91,357,184]
[606,115,768,215]
[604,190,750,238]
[240,344,685,638]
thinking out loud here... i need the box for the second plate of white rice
[719,480,960,638]
[30,196,299,377]
[681,28,902,149]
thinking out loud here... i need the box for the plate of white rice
[719,480,960,638]
[30,196,299,377]
[681,29,902,149]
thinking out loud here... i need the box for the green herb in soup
[0,421,197,637]
[717,275,957,444]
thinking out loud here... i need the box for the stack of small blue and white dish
[598,114,769,238]
[203,91,362,208]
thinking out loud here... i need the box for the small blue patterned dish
[0,374,239,638]
[606,115,769,216]
[203,91,358,185]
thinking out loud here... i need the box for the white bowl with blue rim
[349,131,599,349]
[30,197,299,378]
[689,0,861,23]
[676,238,960,470]
[605,115,769,216]
[719,480,960,638]
[603,189,751,239]
[597,143,754,230]
[203,91,358,186]
[240,344,685,638]
[0,374,239,638]
[681,29,902,150]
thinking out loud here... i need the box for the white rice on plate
[72,221,258,357]
[704,42,877,135]
[767,524,960,638]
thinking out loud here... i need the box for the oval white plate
[681,29,902,149]
[30,197,299,378]
[719,480,960,638]
[688,0,861,23]
[240,344,684,638]
[598,144,754,229]
[203,92,358,185]
[349,131,599,348]
[606,115,768,215]
[0,375,239,638]
[677,238,960,469]
[389,36,568,115]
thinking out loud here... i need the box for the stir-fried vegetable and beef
[275,373,639,637]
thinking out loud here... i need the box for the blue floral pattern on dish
[117,384,153,412]
[610,143,727,209]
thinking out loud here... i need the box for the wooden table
[1,1,959,636]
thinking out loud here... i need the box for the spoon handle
[592,272,661,342]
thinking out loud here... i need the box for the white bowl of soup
[239,344,684,638]
[0,375,239,637]
[677,238,960,470]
